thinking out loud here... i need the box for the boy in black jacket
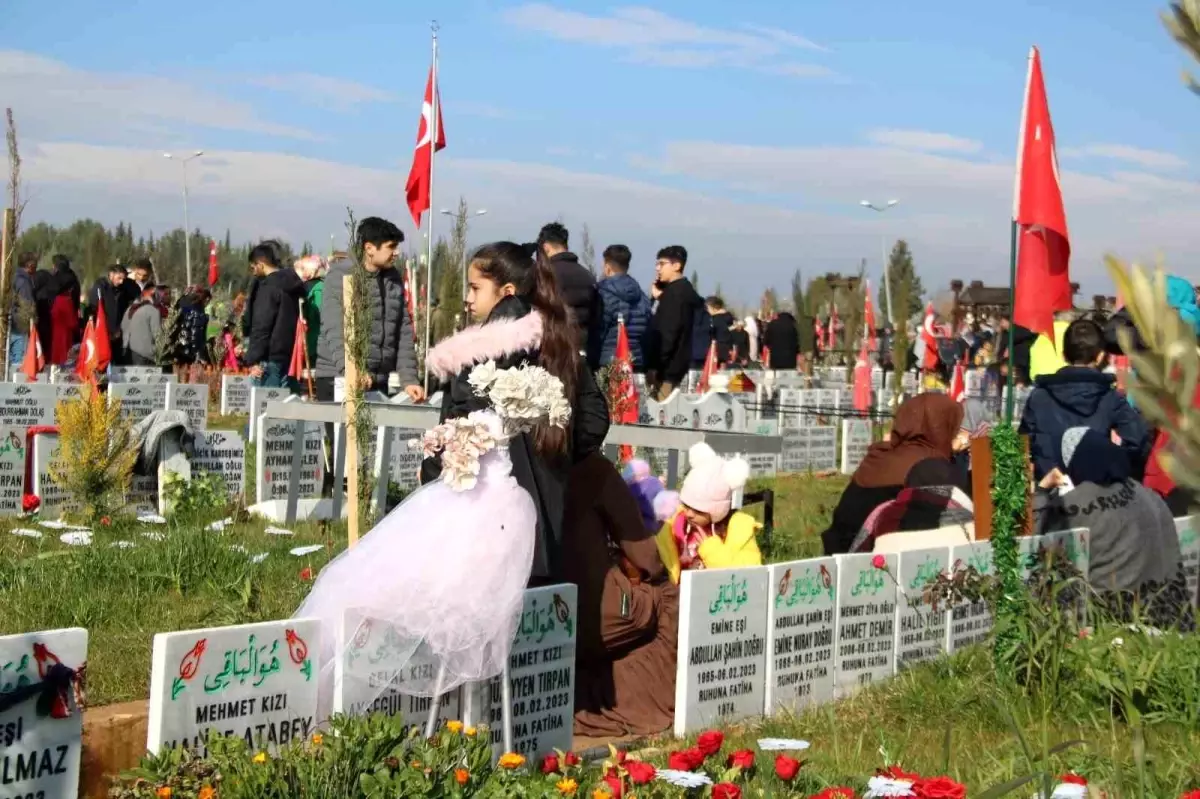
[245,240,306,389]
[648,245,702,399]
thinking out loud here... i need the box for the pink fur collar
[426,311,544,378]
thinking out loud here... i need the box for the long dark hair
[470,242,579,458]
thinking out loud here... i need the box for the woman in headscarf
[821,393,964,555]
[294,255,328,365]
[1035,427,1193,630]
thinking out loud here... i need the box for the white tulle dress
[295,411,538,713]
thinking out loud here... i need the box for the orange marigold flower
[498,752,526,769]
[455,768,470,785]
[557,777,579,796]
[156,788,172,799]
[311,733,324,746]
[446,720,464,734]
[198,788,215,799]
[252,752,267,765]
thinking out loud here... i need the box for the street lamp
[440,207,488,307]
[859,199,900,326]
[164,150,205,286]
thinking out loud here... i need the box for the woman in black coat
[420,242,610,583]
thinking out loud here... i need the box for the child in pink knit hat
[657,442,762,582]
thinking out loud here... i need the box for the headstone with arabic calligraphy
[1176,517,1199,608]
[673,566,769,736]
[832,553,897,698]
[109,366,175,384]
[373,428,425,495]
[192,430,247,502]
[0,627,87,799]
[166,383,209,431]
[947,543,994,653]
[745,419,779,478]
[108,382,167,424]
[482,583,577,760]
[31,433,80,519]
[677,393,747,433]
[0,383,56,428]
[894,547,949,670]
[256,418,324,503]
[248,387,292,443]
[220,375,253,415]
[0,426,27,515]
[765,558,837,714]
[840,419,872,475]
[147,618,322,756]
[332,611,460,728]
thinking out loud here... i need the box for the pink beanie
[679,442,750,522]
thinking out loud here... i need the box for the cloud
[1061,143,1188,171]
[247,73,395,109]
[0,50,320,142]
[502,4,834,78]
[865,129,984,154]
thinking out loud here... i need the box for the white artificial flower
[467,360,498,394]
[864,776,917,798]
[1032,784,1087,799]
[1110,636,1124,648]
[656,770,712,789]
[757,738,811,752]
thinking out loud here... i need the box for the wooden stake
[0,208,13,376]
[970,433,1034,541]
[343,274,360,548]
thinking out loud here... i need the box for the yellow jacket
[655,510,764,584]
[1029,320,1069,380]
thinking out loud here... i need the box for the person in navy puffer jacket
[588,244,653,371]
[1019,317,1150,480]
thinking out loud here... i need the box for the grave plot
[191,430,248,501]
[894,547,949,670]
[256,419,325,503]
[0,627,88,799]
[148,618,321,756]
[765,558,837,714]
[220,375,253,415]
[674,567,769,736]
[947,543,995,653]
[166,382,210,431]
[833,553,897,698]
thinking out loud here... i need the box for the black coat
[650,277,703,384]
[549,252,598,353]
[420,296,611,581]
[730,328,750,364]
[90,277,134,339]
[765,313,800,370]
[710,311,734,363]
[245,269,305,366]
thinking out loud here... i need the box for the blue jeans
[8,333,27,373]
[252,361,296,391]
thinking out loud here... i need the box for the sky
[1,0,1198,305]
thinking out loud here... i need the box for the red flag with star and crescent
[405,66,446,228]
[1013,46,1071,340]
[612,316,639,462]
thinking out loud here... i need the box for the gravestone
[127,474,159,516]
[1176,517,1199,608]
[0,426,27,515]
[332,610,461,728]
[808,426,838,471]
[947,542,995,653]
[166,383,209,431]
[485,584,578,760]
[894,547,949,670]
[109,366,174,384]
[220,375,253,415]
[0,382,57,427]
[108,382,167,424]
[31,433,81,518]
[256,419,324,503]
[745,420,779,478]
[0,627,88,799]
[765,558,837,714]
[373,428,425,495]
[147,618,322,755]
[192,430,248,501]
[776,388,802,430]
[833,553,897,697]
[678,394,748,433]
[249,387,292,443]
[673,567,769,736]
[840,419,872,475]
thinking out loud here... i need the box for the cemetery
[1,364,1199,798]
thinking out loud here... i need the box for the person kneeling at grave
[655,442,761,581]
[1035,427,1194,631]
[562,454,679,737]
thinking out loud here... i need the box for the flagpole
[1004,219,1018,424]
[422,22,439,394]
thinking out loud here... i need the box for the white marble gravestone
[192,430,248,501]
[947,542,994,653]
[108,382,167,424]
[256,418,324,503]
[166,383,209,431]
[220,375,253,415]
[0,426,27,515]
[0,382,57,428]
[765,558,837,714]
[840,419,872,475]
[833,553,897,698]
[674,567,769,736]
[0,627,88,799]
[147,618,322,756]
[109,366,175,384]
[31,433,80,519]
[248,387,292,443]
[894,547,949,670]
[1176,517,1199,608]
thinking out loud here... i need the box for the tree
[432,197,471,343]
[1164,1,1200,91]
[877,239,924,322]
[579,223,596,275]
[691,270,700,293]
[790,270,806,317]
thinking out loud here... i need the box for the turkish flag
[949,358,966,402]
[921,303,940,371]
[612,316,639,462]
[288,312,309,381]
[405,66,446,228]
[20,321,44,380]
[863,280,877,351]
[92,300,112,372]
[76,319,99,382]
[1013,46,1071,340]
[852,342,872,412]
[698,339,718,393]
[208,240,219,288]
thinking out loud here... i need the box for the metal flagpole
[423,22,439,394]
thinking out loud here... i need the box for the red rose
[299,566,313,581]
[1179,791,1200,799]
[872,554,887,569]
[100,516,112,526]
[726,749,755,770]
[713,783,742,799]
[914,776,967,799]
[685,747,705,770]
[667,750,693,771]
[810,789,856,799]
[603,773,624,798]
[1059,774,1087,785]
[564,752,580,767]
[882,765,921,782]
[697,730,724,757]
[775,754,802,782]
[540,754,559,774]
[614,749,627,765]
[625,761,656,785]
[21,494,39,513]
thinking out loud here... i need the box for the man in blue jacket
[1019,317,1149,480]
[588,244,652,371]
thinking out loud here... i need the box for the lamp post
[164,150,204,286]
[859,199,900,326]
[439,207,488,310]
